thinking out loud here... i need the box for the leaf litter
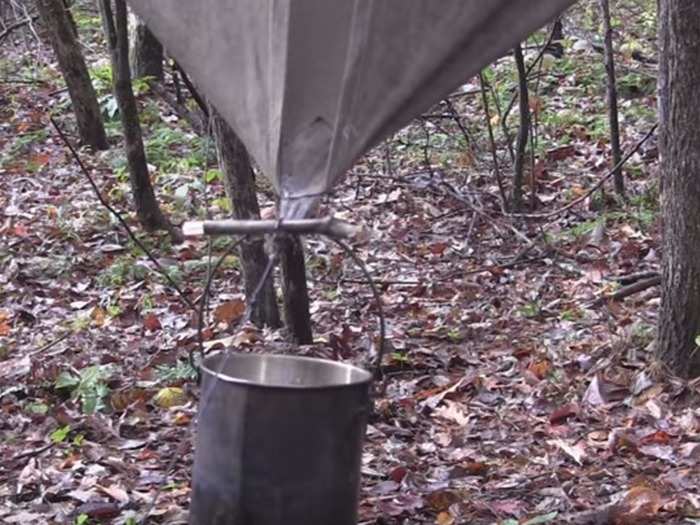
[1,3,699,524]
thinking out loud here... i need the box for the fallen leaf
[639,430,671,446]
[638,444,675,462]
[143,313,162,331]
[153,387,187,408]
[583,374,629,406]
[91,306,106,327]
[426,491,458,513]
[213,299,246,324]
[546,145,576,162]
[549,438,587,465]
[0,355,31,380]
[436,511,455,525]
[98,484,130,504]
[75,501,121,520]
[549,403,579,425]
[611,486,662,524]
[434,400,470,426]
[527,359,552,380]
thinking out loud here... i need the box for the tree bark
[656,0,700,378]
[36,0,108,150]
[512,43,530,212]
[129,14,163,80]
[278,235,313,344]
[599,0,624,197]
[210,108,281,329]
[99,0,172,234]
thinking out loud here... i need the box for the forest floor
[2,2,699,524]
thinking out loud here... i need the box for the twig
[596,275,661,305]
[509,124,658,220]
[30,332,71,356]
[183,217,363,239]
[49,116,195,310]
[10,442,54,462]
[615,270,659,285]
[0,15,37,44]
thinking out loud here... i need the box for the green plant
[55,365,113,414]
[50,425,71,443]
[97,256,148,288]
[519,302,541,318]
[156,361,198,383]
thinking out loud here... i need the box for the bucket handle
[330,237,386,387]
[190,229,386,389]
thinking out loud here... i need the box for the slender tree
[99,0,173,235]
[656,0,700,377]
[279,235,313,344]
[36,0,108,150]
[210,108,281,329]
[129,14,163,80]
[512,43,530,212]
[599,0,624,197]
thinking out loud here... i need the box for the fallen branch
[615,270,659,285]
[0,14,38,45]
[183,217,363,239]
[605,275,661,303]
[509,123,658,220]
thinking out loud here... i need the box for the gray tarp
[126,0,574,218]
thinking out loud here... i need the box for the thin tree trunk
[99,0,173,234]
[656,0,700,378]
[210,108,281,329]
[278,235,313,344]
[599,0,624,197]
[129,14,163,80]
[479,71,508,211]
[36,0,108,150]
[512,44,530,212]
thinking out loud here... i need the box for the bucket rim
[200,351,373,390]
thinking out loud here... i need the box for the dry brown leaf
[143,313,162,331]
[213,299,246,324]
[90,306,106,327]
[436,511,455,525]
[611,486,662,524]
[434,400,470,426]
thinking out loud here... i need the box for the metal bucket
[189,352,373,525]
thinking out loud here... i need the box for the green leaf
[522,512,559,525]
[204,169,221,183]
[50,425,71,443]
[75,513,89,525]
[55,372,79,390]
[27,402,49,415]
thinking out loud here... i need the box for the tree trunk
[210,108,281,329]
[512,43,530,212]
[656,0,700,378]
[599,0,624,197]
[278,235,313,344]
[129,14,163,80]
[36,0,108,150]
[99,0,173,234]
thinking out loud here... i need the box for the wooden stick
[183,216,363,239]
